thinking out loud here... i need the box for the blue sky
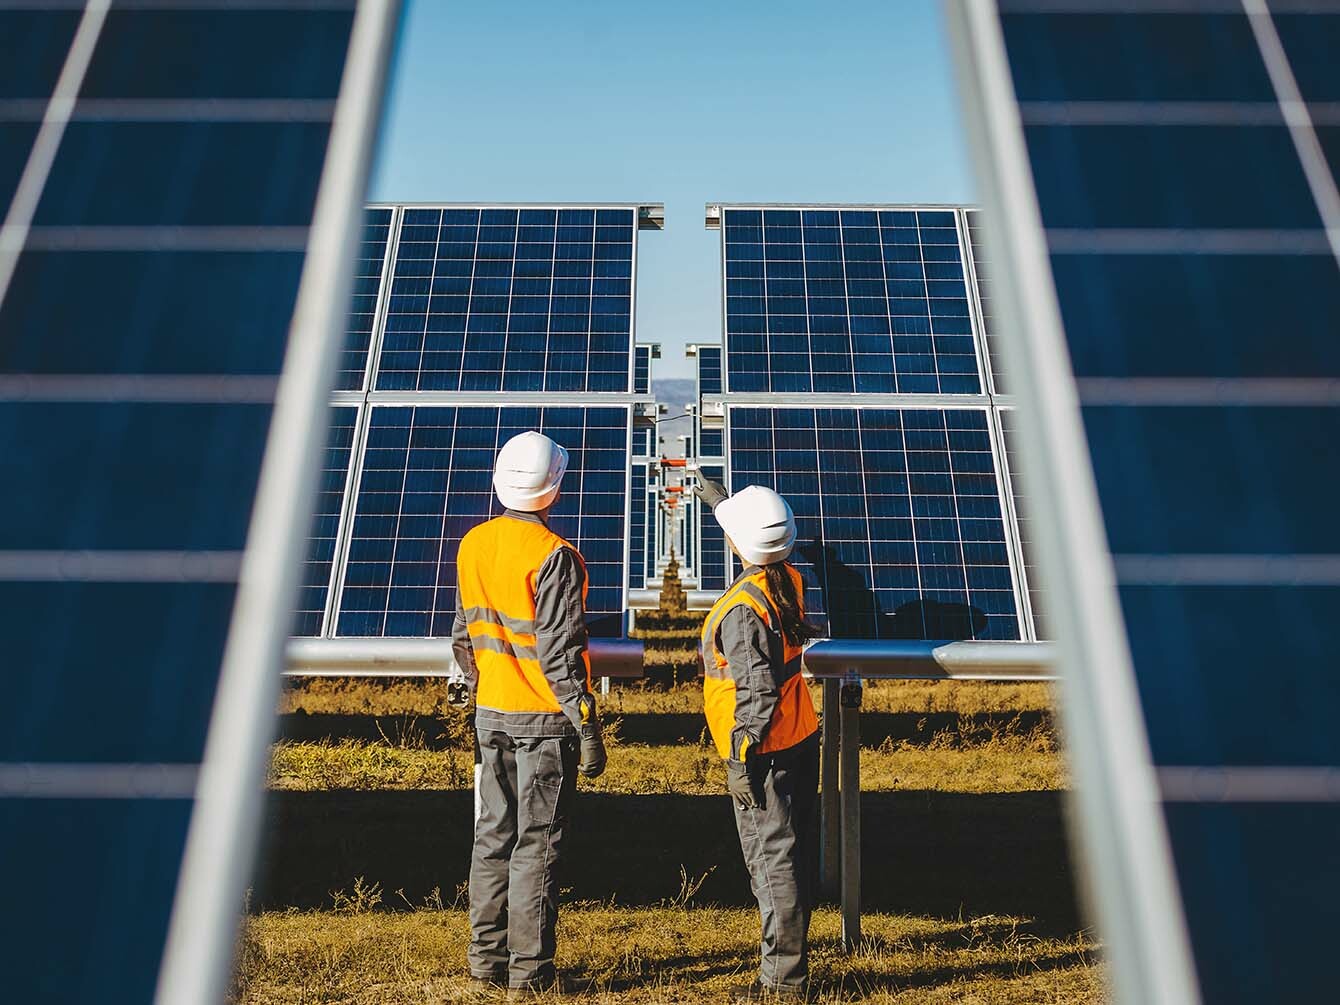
[370,0,975,379]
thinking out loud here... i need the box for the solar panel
[729,406,1019,640]
[634,343,652,394]
[337,208,393,391]
[293,407,358,637]
[698,344,723,396]
[964,210,1004,393]
[699,427,724,457]
[632,424,654,457]
[0,4,386,1003]
[628,461,649,590]
[335,405,629,639]
[720,207,980,394]
[375,207,636,393]
[697,463,729,592]
[954,3,1340,1001]
[996,410,1044,639]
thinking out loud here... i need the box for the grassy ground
[238,600,1099,1002]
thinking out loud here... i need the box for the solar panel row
[0,4,376,1003]
[634,344,652,394]
[628,461,649,590]
[966,3,1340,1001]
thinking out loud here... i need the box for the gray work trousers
[732,733,820,991]
[469,727,579,988]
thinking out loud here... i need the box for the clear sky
[370,0,975,380]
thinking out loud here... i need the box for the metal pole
[820,677,840,899]
[839,672,863,951]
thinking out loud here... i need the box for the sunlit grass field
[234,611,1100,1003]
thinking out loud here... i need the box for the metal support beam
[285,636,646,679]
[820,678,840,899]
[839,674,863,951]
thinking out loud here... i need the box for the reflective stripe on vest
[701,566,818,759]
[457,514,588,714]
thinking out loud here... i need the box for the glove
[693,474,729,511]
[576,693,607,779]
[726,759,761,810]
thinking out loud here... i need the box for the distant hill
[652,378,695,410]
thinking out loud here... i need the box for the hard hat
[492,431,569,512]
[713,485,796,566]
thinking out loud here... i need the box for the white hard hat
[492,431,569,512]
[713,485,796,566]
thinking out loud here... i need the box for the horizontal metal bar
[802,639,1056,680]
[284,636,646,679]
[627,588,719,611]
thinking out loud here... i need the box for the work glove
[576,693,607,779]
[726,758,762,811]
[693,474,729,511]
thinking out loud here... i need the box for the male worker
[452,430,607,998]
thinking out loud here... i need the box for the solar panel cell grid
[698,344,723,396]
[337,209,392,390]
[293,407,357,637]
[997,410,1043,639]
[634,344,651,394]
[699,427,724,457]
[730,406,1018,640]
[722,208,980,395]
[376,208,635,393]
[628,462,648,591]
[337,405,629,639]
[698,463,728,592]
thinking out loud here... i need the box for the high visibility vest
[457,514,590,714]
[701,565,818,760]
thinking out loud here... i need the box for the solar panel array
[0,4,376,1002]
[301,204,657,640]
[713,204,1032,640]
[969,3,1340,1000]
[721,208,979,394]
[376,207,636,393]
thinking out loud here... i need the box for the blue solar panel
[730,406,1018,640]
[699,427,724,457]
[634,343,652,394]
[997,410,1043,640]
[721,208,980,395]
[632,424,654,456]
[697,344,723,396]
[964,210,1004,394]
[337,405,629,639]
[990,4,1340,1000]
[337,209,392,391]
[0,3,364,1002]
[697,462,729,592]
[375,207,636,393]
[628,461,648,591]
[293,407,357,637]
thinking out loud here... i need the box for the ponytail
[763,561,820,647]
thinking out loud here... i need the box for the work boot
[507,976,574,999]
[729,981,808,1002]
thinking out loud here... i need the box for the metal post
[839,672,863,952]
[820,677,840,899]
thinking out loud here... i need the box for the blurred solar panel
[996,409,1043,639]
[336,208,393,391]
[699,427,724,457]
[720,208,979,394]
[376,207,636,393]
[628,461,649,591]
[976,3,1340,1000]
[337,405,629,639]
[698,463,729,592]
[634,343,652,394]
[964,210,1004,393]
[632,424,654,457]
[0,3,380,1002]
[697,344,723,396]
[729,406,1018,640]
[293,407,358,637]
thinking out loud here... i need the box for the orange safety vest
[457,514,591,714]
[701,565,818,760]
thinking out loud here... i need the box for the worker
[694,478,821,1002]
[452,430,608,998]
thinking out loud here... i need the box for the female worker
[693,479,820,1003]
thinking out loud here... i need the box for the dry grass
[234,904,1102,1004]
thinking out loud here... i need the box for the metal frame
[944,5,1201,1004]
[154,5,402,1004]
